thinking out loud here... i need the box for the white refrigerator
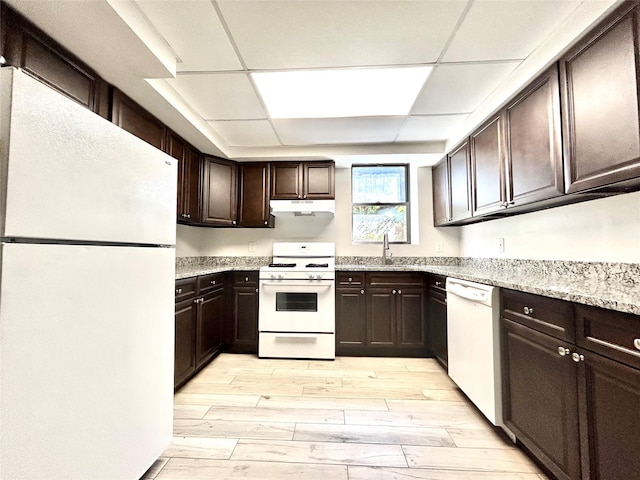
[0,68,176,479]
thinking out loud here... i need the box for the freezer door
[0,243,174,480]
[0,69,176,245]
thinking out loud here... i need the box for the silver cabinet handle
[255,288,258,293]
[194,297,203,304]
[348,277,353,282]
[211,280,216,285]
[264,221,268,225]
[176,288,182,294]
[398,289,402,295]
[523,306,533,315]
[245,277,249,282]
[435,281,442,287]
[634,338,640,350]
[557,346,570,356]
[572,352,585,362]
[360,289,364,294]
[392,290,396,294]
[232,220,237,225]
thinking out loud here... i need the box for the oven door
[258,279,335,333]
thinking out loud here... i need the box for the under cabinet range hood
[269,199,335,217]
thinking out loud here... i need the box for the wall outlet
[435,241,444,253]
[497,237,505,252]
[248,241,256,252]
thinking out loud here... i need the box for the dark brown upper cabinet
[504,65,564,207]
[470,114,505,216]
[561,2,640,193]
[1,3,109,118]
[238,162,274,228]
[201,156,238,226]
[431,158,450,226]
[432,141,473,226]
[271,161,335,200]
[168,131,200,224]
[111,89,166,151]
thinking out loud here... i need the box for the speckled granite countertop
[175,256,640,315]
[337,264,640,315]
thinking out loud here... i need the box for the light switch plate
[497,238,505,252]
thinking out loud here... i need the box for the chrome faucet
[382,232,391,265]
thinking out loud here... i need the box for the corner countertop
[175,261,640,315]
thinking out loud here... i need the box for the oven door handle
[260,281,334,288]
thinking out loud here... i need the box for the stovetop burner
[306,263,329,268]
[268,263,297,268]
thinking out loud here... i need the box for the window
[351,165,410,243]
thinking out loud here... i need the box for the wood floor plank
[231,439,408,467]
[173,405,211,420]
[173,392,260,407]
[203,406,344,424]
[347,466,543,480]
[345,406,486,428]
[173,419,295,440]
[302,385,427,400]
[162,437,237,459]
[272,368,377,378]
[231,374,343,387]
[446,427,514,449]
[402,445,540,473]
[257,395,389,411]
[179,382,304,396]
[154,457,349,480]
[293,423,455,447]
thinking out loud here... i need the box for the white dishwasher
[446,277,513,440]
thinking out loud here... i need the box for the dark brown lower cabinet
[227,272,259,353]
[502,290,640,480]
[502,318,581,480]
[335,286,367,355]
[427,275,447,369]
[196,287,224,368]
[174,295,197,389]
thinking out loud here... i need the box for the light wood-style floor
[141,354,548,480]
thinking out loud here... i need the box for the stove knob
[308,274,315,280]
[270,273,277,280]
[316,274,323,280]
[278,274,284,279]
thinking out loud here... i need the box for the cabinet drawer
[575,304,640,370]
[337,271,365,286]
[501,289,574,342]
[367,272,425,288]
[428,274,447,293]
[175,278,197,302]
[232,271,258,286]
[198,273,224,294]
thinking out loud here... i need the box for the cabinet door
[335,287,367,354]
[561,3,640,193]
[196,288,224,369]
[111,89,166,150]
[303,162,335,199]
[471,114,505,216]
[502,318,581,480]
[366,289,396,348]
[271,163,302,199]
[167,131,187,220]
[396,288,426,351]
[431,157,450,226]
[175,298,197,389]
[505,65,563,206]
[449,141,473,222]
[238,162,272,227]
[579,351,640,480]
[230,286,259,353]
[428,290,448,368]
[201,156,238,225]
[184,147,201,222]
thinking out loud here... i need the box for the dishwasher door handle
[447,282,489,302]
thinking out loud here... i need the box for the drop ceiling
[5,0,621,165]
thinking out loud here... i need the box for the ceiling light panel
[217,0,467,69]
[167,73,266,120]
[413,62,520,115]
[253,67,432,119]
[272,117,406,145]
[207,120,280,147]
[443,1,582,62]
[135,0,242,72]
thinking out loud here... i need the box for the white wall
[176,166,461,258]
[458,190,640,262]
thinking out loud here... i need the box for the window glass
[352,165,410,243]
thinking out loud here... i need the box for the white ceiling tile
[396,115,469,142]
[273,118,406,146]
[217,0,468,69]
[412,62,520,114]
[167,73,266,120]
[443,1,581,62]
[208,120,280,147]
[135,0,242,72]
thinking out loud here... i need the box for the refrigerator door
[0,243,175,480]
[0,68,176,246]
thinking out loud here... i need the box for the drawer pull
[398,289,402,295]
[523,306,533,315]
[557,346,570,356]
[572,352,585,362]
[435,281,442,287]
[176,288,182,294]
[245,277,249,282]
[634,338,640,350]
[392,290,397,294]
[361,289,364,294]
[348,277,353,282]
[211,280,216,285]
